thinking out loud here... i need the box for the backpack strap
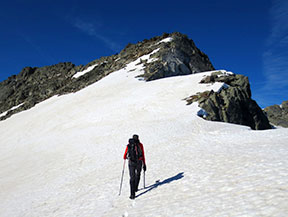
[135,143,143,158]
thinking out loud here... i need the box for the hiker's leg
[129,162,136,197]
[135,160,142,191]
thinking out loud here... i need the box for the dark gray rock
[0,62,77,120]
[186,72,271,130]
[264,101,288,127]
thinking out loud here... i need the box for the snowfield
[0,58,288,217]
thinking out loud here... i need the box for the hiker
[123,134,146,199]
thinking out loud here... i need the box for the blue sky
[0,0,287,107]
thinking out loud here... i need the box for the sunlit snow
[125,48,160,73]
[157,37,173,44]
[0,59,287,216]
[0,103,24,118]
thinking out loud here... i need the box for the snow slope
[0,55,288,217]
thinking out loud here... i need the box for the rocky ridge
[264,101,288,128]
[0,32,271,130]
[0,32,214,121]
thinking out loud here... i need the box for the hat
[133,134,139,143]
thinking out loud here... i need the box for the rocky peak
[117,32,214,80]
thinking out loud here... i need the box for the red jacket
[123,142,146,165]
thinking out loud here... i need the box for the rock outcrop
[264,101,288,128]
[185,71,271,130]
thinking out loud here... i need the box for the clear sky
[0,0,287,107]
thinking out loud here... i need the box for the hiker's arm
[123,146,128,159]
[140,143,146,165]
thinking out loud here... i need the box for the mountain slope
[0,32,271,130]
[0,60,287,216]
[0,32,214,121]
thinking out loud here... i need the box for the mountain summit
[0,32,270,129]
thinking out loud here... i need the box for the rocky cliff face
[185,71,271,130]
[0,32,271,130]
[264,101,288,128]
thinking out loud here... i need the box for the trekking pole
[143,171,145,189]
[119,160,126,196]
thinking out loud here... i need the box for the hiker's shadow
[136,172,184,198]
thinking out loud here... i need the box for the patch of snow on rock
[125,48,160,74]
[157,37,173,44]
[73,64,98,78]
[0,103,24,118]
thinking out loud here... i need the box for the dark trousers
[128,160,142,196]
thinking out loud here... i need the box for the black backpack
[127,139,143,163]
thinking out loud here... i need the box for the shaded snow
[217,83,230,93]
[0,64,287,217]
[197,108,208,118]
